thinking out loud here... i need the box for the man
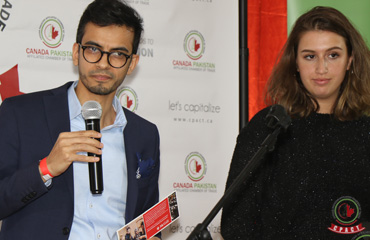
[125,227,134,240]
[0,0,160,239]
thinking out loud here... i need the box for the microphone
[266,104,291,131]
[263,104,291,153]
[186,105,291,240]
[81,100,103,194]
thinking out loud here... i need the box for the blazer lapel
[123,108,139,222]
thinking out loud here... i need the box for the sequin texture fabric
[221,107,370,239]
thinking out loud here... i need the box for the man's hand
[42,130,103,177]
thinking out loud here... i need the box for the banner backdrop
[0,0,239,239]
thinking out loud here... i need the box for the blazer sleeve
[0,98,49,220]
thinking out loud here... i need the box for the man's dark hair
[76,0,143,54]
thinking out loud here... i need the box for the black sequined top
[221,107,370,240]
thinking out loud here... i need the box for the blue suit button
[62,227,70,235]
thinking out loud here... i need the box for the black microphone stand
[186,105,291,240]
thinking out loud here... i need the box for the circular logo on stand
[183,30,205,60]
[332,196,361,225]
[116,86,139,112]
[39,17,65,48]
[184,152,207,181]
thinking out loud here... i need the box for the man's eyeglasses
[78,43,132,69]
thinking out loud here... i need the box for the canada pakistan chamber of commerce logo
[116,86,139,112]
[183,30,205,60]
[39,16,65,48]
[328,196,365,235]
[184,152,207,181]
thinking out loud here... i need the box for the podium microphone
[82,100,103,195]
[186,105,291,240]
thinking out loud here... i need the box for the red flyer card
[117,191,180,240]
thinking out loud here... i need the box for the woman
[221,6,370,239]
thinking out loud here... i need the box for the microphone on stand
[82,100,103,195]
[266,104,291,131]
[186,105,291,240]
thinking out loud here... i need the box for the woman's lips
[313,78,330,85]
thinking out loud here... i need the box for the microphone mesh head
[81,101,102,120]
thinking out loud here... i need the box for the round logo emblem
[184,152,207,181]
[332,196,361,225]
[116,86,139,112]
[352,232,370,240]
[183,30,205,60]
[39,17,65,48]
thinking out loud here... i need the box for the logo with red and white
[184,152,207,182]
[183,30,205,60]
[39,17,65,48]
[116,86,138,112]
[328,196,365,235]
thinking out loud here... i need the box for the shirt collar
[67,81,127,129]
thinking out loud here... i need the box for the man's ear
[127,54,139,75]
[72,43,80,66]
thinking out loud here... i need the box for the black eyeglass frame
[78,43,132,69]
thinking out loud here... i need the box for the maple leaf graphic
[195,160,202,173]
[52,26,59,39]
[194,39,200,52]
[347,204,355,217]
[0,65,24,102]
[126,95,133,109]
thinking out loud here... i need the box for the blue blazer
[0,82,160,239]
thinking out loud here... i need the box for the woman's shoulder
[242,106,279,130]
[251,106,272,120]
[238,106,273,139]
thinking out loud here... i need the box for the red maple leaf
[126,95,133,109]
[194,39,200,52]
[195,160,202,173]
[52,26,59,39]
[347,204,355,217]
[0,65,24,102]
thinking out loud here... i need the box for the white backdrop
[0,1,239,239]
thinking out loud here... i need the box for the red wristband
[40,157,54,178]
